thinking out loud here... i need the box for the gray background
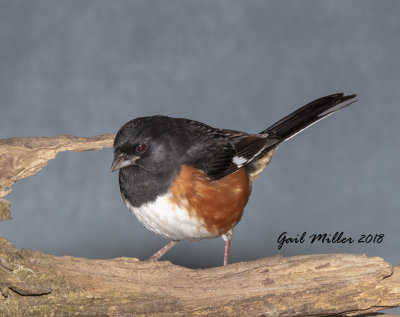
[1,0,399,282]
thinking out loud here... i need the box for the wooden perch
[0,134,115,199]
[0,238,399,316]
[1,135,400,316]
[0,199,10,221]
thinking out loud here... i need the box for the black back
[113,93,356,207]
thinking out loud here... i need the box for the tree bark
[1,135,399,316]
[0,238,399,316]
[0,199,10,221]
[0,134,115,199]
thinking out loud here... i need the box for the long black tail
[261,93,357,142]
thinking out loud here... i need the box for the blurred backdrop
[1,0,399,277]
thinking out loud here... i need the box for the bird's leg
[222,229,233,266]
[146,240,179,262]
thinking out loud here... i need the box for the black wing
[184,126,273,180]
[182,93,356,180]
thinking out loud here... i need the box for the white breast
[122,192,217,241]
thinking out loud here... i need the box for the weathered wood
[0,238,399,316]
[0,134,115,199]
[1,135,400,316]
[0,199,10,221]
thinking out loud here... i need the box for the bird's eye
[135,143,148,154]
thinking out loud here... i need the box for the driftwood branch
[1,135,399,316]
[0,237,399,316]
[0,134,115,200]
[0,199,10,221]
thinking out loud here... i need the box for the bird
[111,93,356,266]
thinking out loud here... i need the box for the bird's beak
[111,154,139,172]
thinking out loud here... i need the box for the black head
[111,115,193,206]
[111,115,192,173]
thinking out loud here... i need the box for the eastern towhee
[111,93,356,266]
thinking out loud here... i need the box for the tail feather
[247,93,357,182]
[260,93,357,143]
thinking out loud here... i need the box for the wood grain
[1,135,399,316]
[0,238,399,316]
[0,199,10,221]
[0,134,115,199]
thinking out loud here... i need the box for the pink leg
[222,229,233,266]
[147,240,179,262]
[223,239,231,266]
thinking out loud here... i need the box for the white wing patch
[232,156,247,168]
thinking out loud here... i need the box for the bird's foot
[146,255,159,262]
[145,240,179,263]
